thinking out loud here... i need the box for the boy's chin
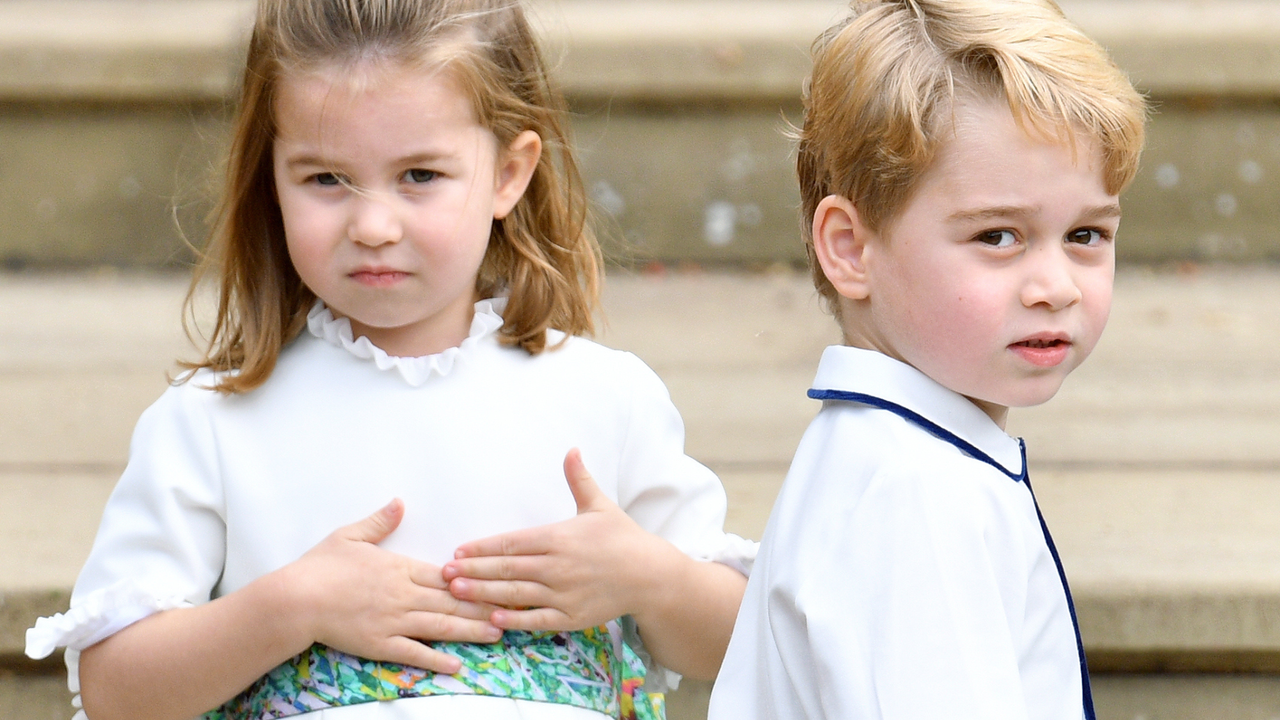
[984,383,1069,412]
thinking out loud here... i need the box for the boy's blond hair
[184,0,599,394]
[798,0,1146,310]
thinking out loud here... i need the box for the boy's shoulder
[786,345,1032,520]
[801,395,1024,509]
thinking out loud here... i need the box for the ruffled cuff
[691,532,759,578]
[27,578,191,719]
[25,578,191,660]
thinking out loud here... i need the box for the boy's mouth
[1010,336,1071,367]
[1016,338,1066,349]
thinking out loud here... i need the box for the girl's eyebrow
[281,150,455,170]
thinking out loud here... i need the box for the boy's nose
[347,193,403,247]
[1020,244,1082,311]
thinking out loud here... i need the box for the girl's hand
[442,449,683,632]
[283,499,504,673]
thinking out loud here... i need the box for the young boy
[708,1,1146,718]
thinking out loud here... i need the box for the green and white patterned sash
[203,626,664,720]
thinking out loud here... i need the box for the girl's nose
[1020,244,1083,311]
[347,193,403,247]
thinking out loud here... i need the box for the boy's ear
[493,130,542,220]
[812,194,873,300]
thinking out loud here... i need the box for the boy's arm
[445,449,748,680]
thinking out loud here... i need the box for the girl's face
[272,61,539,357]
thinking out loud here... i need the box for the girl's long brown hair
[182,0,599,394]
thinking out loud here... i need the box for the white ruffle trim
[306,298,506,387]
[25,578,192,660]
[26,577,192,718]
[695,532,759,578]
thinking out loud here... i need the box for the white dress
[709,346,1091,720]
[28,299,754,720]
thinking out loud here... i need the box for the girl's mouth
[350,269,409,287]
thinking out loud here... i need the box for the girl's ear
[812,194,874,300]
[493,130,542,220]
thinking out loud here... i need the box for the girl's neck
[330,294,481,358]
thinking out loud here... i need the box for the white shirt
[709,346,1091,720]
[29,299,753,720]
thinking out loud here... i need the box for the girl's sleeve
[606,353,758,691]
[611,352,757,575]
[25,382,226,709]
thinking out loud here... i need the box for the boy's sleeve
[789,467,1034,720]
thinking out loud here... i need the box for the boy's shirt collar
[809,345,1026,479]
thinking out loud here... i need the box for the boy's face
[852,99,1118,425]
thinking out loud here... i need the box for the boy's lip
[1009,333,1072,367]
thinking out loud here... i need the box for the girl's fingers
[395,576,504,622]
[408,560,449,589]
[488,606,571,632]
[444,554,554,583]
[453,526,551,560]
[417,588,503,622]
[380,637,464,675]
[404,612,503,645]
[340,499,405,544]
[561,448,609,514]
[448,576,552,610]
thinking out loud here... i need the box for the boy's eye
[404,169,438,183]
[1067,228,1107,245]
[977,230,1017,248]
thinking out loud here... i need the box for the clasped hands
[313,448,670,674]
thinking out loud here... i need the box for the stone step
[2,1,1280,268]
[2,266,1280,719]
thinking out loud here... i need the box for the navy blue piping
[809,388,1096,720]
[808,389,1023,481]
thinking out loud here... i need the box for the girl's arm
[79,500,502,720]
[444,450,748,680]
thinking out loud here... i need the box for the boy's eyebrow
[947,203,1123,223]
[1080,203,1124,221]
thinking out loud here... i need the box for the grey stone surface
[1,671,73,720]
[6,1,1280,101]
[4,1,1280,266]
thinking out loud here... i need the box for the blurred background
[2,1,1279,719]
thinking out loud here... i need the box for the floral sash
[203,626,664,720]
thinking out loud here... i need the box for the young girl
[24,1,752,719]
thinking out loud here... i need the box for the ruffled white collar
[305,298,506,387]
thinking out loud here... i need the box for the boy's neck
[838,327,1010,430]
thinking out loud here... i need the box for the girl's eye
[1068,228,1108,245]
[313,173,342,186]
[404,169,438,184]
[977,229,1017,248]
